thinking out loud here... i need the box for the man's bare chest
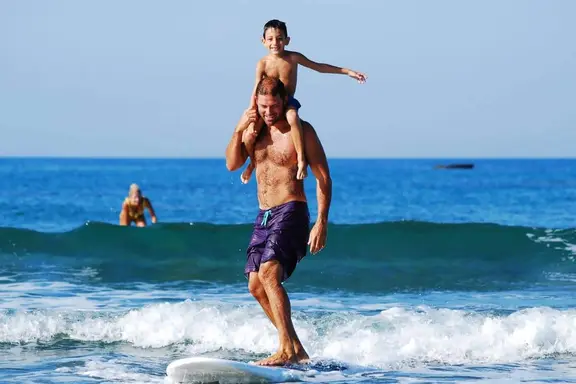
[254,132,296,167]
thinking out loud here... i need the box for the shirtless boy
[241,19,367,184]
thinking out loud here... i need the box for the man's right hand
[235,108,259,133]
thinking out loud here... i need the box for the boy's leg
[285,108,307,180]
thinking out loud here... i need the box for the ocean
[2,158,576,383]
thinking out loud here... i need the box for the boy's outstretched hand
[348,70,367,84]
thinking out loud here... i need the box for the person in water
[119,184,157,227]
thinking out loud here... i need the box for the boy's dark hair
[255,77,287,101]
[263,19,288,38]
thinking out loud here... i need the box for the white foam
[318,305,576,367]
[4,301,576,369]
[528,229,576,262]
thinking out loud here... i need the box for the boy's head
[262,19,290,55]
[254,77,287,126]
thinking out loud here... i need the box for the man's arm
[145,198,157,224]
[303,122,332,254]
[304,122,332,223]
[293,52,367,82]
[225,109,257,171]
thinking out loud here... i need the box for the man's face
[256,94,285,126]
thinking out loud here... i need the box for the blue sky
[1,0,574,158]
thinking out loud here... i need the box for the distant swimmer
[119,184,157,227]
[240,19,367,184]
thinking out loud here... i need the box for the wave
[3,301,576,368]
[1,221,575,292]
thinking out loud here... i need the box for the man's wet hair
[263,19,288,38]
[255,77,287,100]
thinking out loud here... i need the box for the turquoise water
[2,158,576,383]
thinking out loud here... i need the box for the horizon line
[1,155,576,160]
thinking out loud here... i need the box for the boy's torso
[261,51,298,96]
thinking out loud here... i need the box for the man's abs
[257,189,306,210]
[255,167,306,209]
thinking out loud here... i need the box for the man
[225,77,332,366]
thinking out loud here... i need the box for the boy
[241,19,367,184]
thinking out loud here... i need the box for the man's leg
[248,271,276,326]
[254,259,308,366]
[249,270,309,364]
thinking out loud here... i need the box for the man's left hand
[308,220,327,254]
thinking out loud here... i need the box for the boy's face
[262,28,289,55]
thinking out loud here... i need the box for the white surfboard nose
[166,356,305,383]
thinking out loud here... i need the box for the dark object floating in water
[434,163,475,169]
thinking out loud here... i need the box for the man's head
[254,77,287,126]
[262,19,290,55]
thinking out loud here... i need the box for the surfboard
[166,356,308,383]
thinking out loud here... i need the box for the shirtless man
[225,77,332,366]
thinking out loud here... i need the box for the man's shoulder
[300,119,315,132]
[300,120,319,139]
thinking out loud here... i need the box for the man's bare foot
[255,351,297,366]
[296,160,307,180]
[241,162,255,184]
[295,350,310,364]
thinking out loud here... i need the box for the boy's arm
[249,60,266,108]
[293,52,367,83]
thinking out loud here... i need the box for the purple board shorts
[245,201,310,282]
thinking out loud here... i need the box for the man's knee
[248,273,265,298]
[258,260,283,286]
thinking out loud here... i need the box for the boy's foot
[241,162,255,184]
[296,160,307,180]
